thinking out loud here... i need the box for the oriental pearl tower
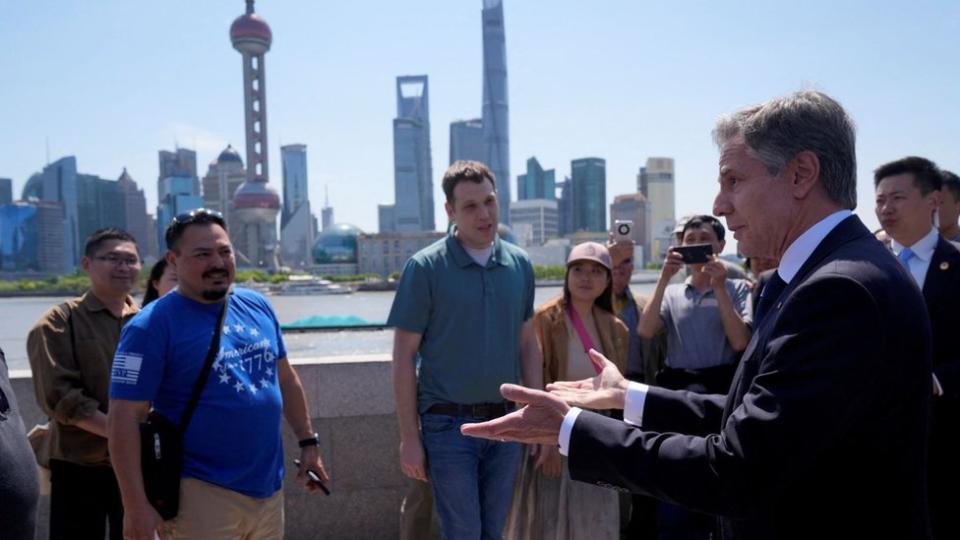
[230,0,281,270]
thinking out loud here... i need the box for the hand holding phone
[294,458,331,495]
[671,243,713,264]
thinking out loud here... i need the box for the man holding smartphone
[636,214,752,540]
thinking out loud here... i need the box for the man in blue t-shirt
[107,210,328,540]
[389,161,542,539]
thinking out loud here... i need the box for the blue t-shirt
[110,287,287,498]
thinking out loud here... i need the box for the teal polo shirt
[387,232,535,413]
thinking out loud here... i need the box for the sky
[2,1,959,254]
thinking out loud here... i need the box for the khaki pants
[160,477,284,540]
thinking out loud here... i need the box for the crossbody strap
[564,302,603,375]
[178,293,230,431]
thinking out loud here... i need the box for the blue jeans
[420,413,522,540]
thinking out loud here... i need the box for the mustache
[202,268,229,279]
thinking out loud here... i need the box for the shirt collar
[446,226,506,268]
[778,209,853,284]
[80,291,137,316]
[890,227,938,262]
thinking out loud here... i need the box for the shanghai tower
[481,0,511,224]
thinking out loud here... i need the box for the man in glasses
[108,209,328,540]
[27,227,142,539]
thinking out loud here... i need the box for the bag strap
[178,293,230,431]
[564,302,604,375]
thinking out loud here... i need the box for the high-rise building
[378,204,396,233]
[22,157,80,270]
[571,157,606,233]
[517,156,555,201]
[610,192,651,264]
[158,148,199,195]
[387,75,434,232]
[157,175,203,250]
[230,0,281,269]
[321,186,334,232]
[0,200,66,274]
[449,118,484,165]
[279,144,315,268]
[557,177,573,237]
[638,157,676,260]
[202,145,246,231]
[117,168,152,258]
[357,231,445,277]
[509,199,558,247]
[76,173,126,248]
[481,0,511,223]
[0,178,12,205]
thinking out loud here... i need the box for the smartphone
[613,220,633,242]
[293,458,331,495]
[671,243,713,264]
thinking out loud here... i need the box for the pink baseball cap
[567,242,612,270]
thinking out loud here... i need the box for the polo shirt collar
[446,227,507,268]
[79,290,137,315]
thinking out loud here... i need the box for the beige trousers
[160,477,284,540]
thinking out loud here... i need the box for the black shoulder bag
[139,294,230,520]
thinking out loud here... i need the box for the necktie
[898,247,915,267]
[754,272,787,327]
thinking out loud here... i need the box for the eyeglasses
[94,255,142,267]
[165,208,227,250]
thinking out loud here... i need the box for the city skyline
[3,1,959,254]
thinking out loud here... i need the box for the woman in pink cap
[505,241,628,539]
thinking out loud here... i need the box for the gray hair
[712,90,857,209]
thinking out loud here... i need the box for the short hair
[84,227,137,257]
[682,214,725,243]
[873,156,942,195]
[940,169,960,200]
[442,160,496,203]
[164,208,227,251]
[713,90,858,209]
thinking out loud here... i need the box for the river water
[0,282,656,372]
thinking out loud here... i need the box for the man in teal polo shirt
[389,160,542,539]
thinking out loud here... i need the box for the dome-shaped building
[312,223,362,264]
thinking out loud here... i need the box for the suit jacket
[534,297,628,385]
[568,215,932,540]
[921,236,960,538]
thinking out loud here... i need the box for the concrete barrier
[10,354,406,540]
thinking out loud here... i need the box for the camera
[614,220,633,241]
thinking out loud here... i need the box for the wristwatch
[298,433,320,448]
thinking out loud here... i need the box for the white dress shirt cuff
[624,381,650,426]
[558,407,583,457]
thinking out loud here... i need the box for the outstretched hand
[547,349,629,411]
[460,384,571,445]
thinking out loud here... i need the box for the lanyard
[565,302,603,375]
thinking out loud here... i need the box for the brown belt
[425,402,513,419]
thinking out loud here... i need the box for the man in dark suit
[876,156,960,539]
[461,90,933,540]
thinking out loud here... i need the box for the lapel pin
[940,262,949,271]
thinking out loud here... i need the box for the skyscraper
[321,186,334,232]
[557,177,573,237]
[158,148,199,195]
[449,118,484,164]
[157,175,203,250]
[571,157,606,232]
[22,156,79,270]
[509,199,558,246]
[0,178,12,205]
[280,143,315,268]
[202,145,246,231]
[388,75,434,232]
[0,201,65,274]
[638,157,676,260]
[76,172,126,249]
[230,0,281,269]
[481,0,511,223]
[516,156,555,201]
[117,168,151,258]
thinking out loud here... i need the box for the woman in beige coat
[505,242,628,540]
